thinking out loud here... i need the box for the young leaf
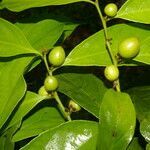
[98,89,136,150]
[16,20,64,53]
[20,120,98,150]
[12,107,65,142]
[116,0,150,24]
[0,0,93,12]
[0,56,34,129]
[57,72,107,118]
[0,18,40,57]
[64,23,150,66]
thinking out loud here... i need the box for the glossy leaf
[20,120,98,150]
[64,23,150,66]
[140,116,150,143]
[0,18,40,57]
[116,0,150,24]
[7,91,47,129]
[16,20,64,53]
[0,0,93,12]
[98,89,136,150]
[57,72,107,118]
[127,137,143,150]
[0,56,33,129]
[12,107,65,142]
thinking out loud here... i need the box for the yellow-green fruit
[48,46,65,67]
[104,3,118,17]
[44,76,58,92]
[69,100,81,112]
[118,37,140,59]
[38,86,48,96]
[104,65,119,81]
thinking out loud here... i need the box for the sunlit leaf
[98,89,136,150]
[116,0,150,24]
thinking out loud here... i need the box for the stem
[116,81,121,92]
[94,0,121,92]
[43,53,52,76]
[54,92,72,121]
[43,53,71,121]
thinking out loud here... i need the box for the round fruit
[118,37,140,59]
[104,65,119,81]
[44,76,58,92]
[69,100,81,112]
[48,46,66,67]
[104,3,118,17]
[38,86,48,96]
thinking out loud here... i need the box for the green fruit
[44,76,58,92]
[48,46,66,67]
[38,86,48,96]
[69,100,81,112]
[104,3,118,17]
[118,37,140,59]
[104,65,119,81]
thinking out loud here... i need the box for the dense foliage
[0,0,149,149]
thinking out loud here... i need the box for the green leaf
[27,57,41,72]
[146,144,150,150]
[0,122,21,150]
[0,0,93,12]
[57,71,107,118]
[20,120,98,150]
[0,76,25,129]
[140,116,150,143]
[16,19,64,53]
[127,137,143,150]
[63,23,78,40]
[127,86,150,143]
[127,86,150,121]
[0,56,34,129]
[98,89,136,150]
[0,18,40,57]
[12,107,65,142]
[116,0,150,24]
[64,23,150,66]
[7,91,47,129]
[0,135,14,150]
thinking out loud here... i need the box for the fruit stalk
[43,52,52,76]
[42,52,71,121]
[54,92,72,121]
[94,0,121,92]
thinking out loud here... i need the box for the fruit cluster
[38,46,65,97]
[103,3,140,83]
[38,46,81,113]
[104,36,140,82]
